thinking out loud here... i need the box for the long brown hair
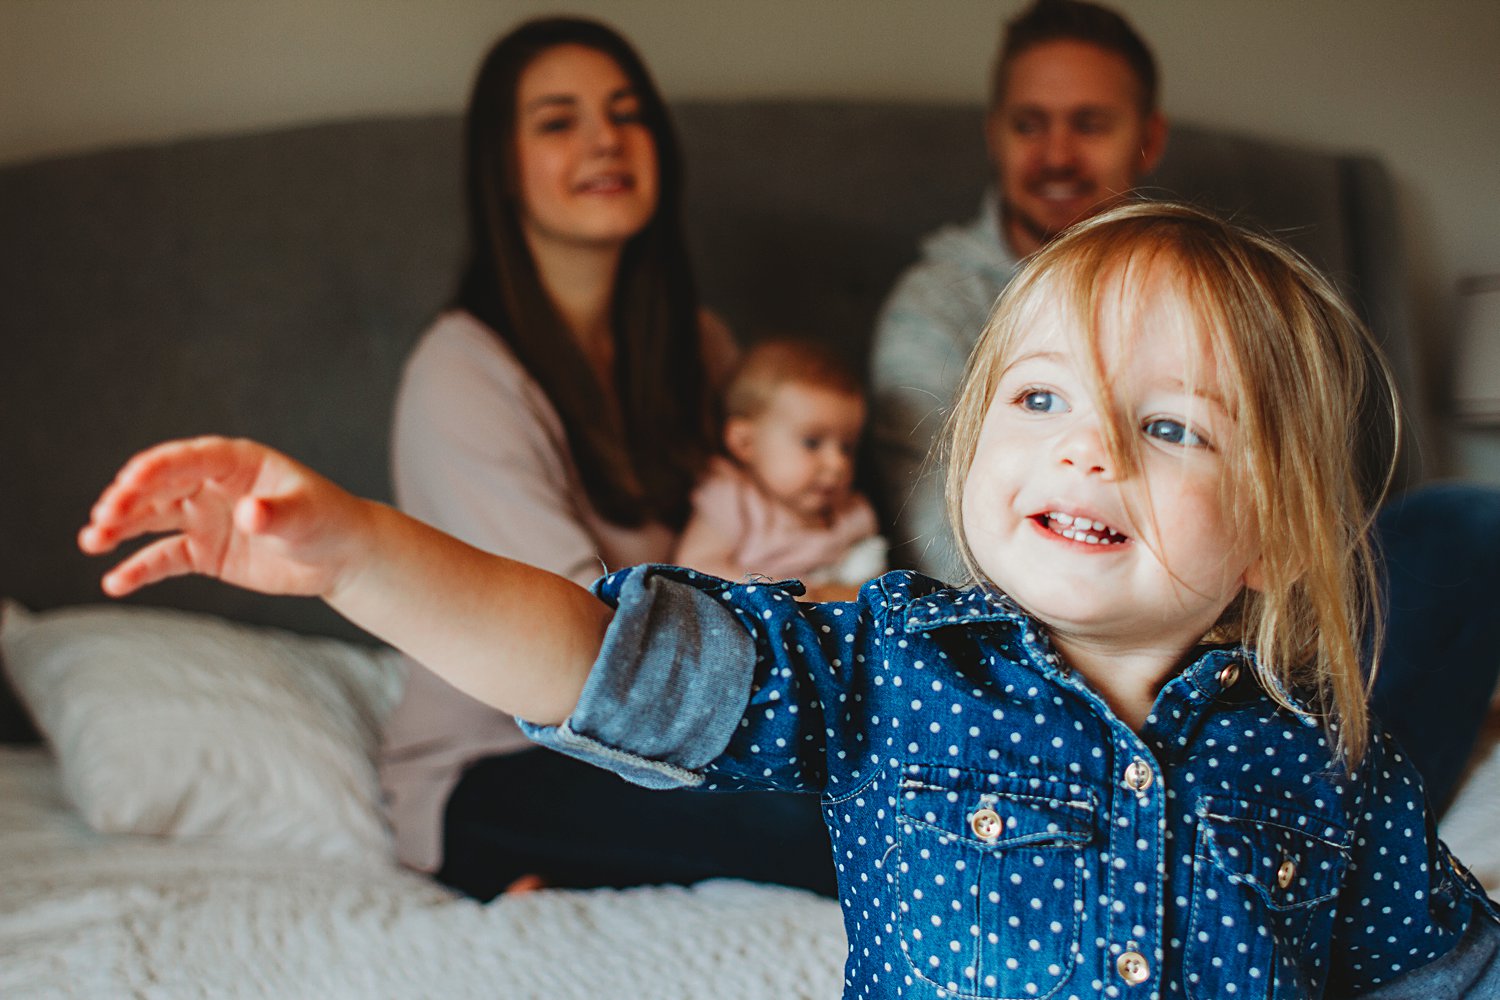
[454,16,713,528]
[944,202,1399,766]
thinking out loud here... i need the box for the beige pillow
[0,600,405,862]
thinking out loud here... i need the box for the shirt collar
[902,582,1032,633]
[902,583,1317,717]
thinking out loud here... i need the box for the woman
[378,16,833,900]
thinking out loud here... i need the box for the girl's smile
[1033,509,1129,545]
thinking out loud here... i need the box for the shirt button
[1217,661,1241,689]
[970,807,1003,842]
[1123,759,1154,792]
[1117,950,1151,985]
[1277,858,1297,888]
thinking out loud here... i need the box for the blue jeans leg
[1370,483,1500,813]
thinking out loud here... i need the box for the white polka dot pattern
[581,567,1500,999]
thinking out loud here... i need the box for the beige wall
[5,0,1499,470]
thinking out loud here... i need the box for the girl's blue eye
[1019,389,1067,414]
[1144,418,1209,448]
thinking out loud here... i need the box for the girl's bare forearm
[328,501,609,725]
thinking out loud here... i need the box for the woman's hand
[79,436,368,600]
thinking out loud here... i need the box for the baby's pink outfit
[680,456,886,584]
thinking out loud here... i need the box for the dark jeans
[1371,482,1500,814]
[436,745,836,902]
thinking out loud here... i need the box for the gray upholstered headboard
[0,99,1420,644]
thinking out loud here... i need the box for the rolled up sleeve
[518,568,758,788]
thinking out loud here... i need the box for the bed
[0,602,848,999]
[0,745,845,998]
[0,100,1494,997]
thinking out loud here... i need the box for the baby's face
[727,382,865,522]
[960,274,1262,657]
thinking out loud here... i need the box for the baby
[674,338,886,596]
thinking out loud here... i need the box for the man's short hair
[990,0,1159,114]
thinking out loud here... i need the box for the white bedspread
[0,747,847,1000]
[5,734,1498,1000]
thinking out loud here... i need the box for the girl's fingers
[99,534,201,597]
[115,437,252,500]
[82,500,195,552]
[85,486,206,553]
[82,437,268,550]
[78,522,118,555]
[79,492,179,552]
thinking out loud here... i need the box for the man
[868,0,1500,818]
[871,0,1165,578]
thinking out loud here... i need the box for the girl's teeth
[1050,512,1122,545]
[1048,511,1108,532]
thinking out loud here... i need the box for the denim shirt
[522,567,1500,999]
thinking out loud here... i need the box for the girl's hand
[80,435,605,724]
[79,436,367,600]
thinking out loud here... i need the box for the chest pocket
[895,764,1094,999]
[1186,798,1349,1000]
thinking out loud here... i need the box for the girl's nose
[1056,422,1114,479]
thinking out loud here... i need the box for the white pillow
[0,600,405,863]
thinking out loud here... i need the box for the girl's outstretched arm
[78,436,608,725]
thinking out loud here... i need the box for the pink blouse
[378,310,734,872]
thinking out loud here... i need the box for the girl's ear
[1242,553,1267,593]
[724,417,757,465]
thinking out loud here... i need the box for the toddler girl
[674,337,886,597]
[80,203,1498,998]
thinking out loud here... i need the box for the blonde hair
[943,202,1398,766]
[723,337,864,422]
